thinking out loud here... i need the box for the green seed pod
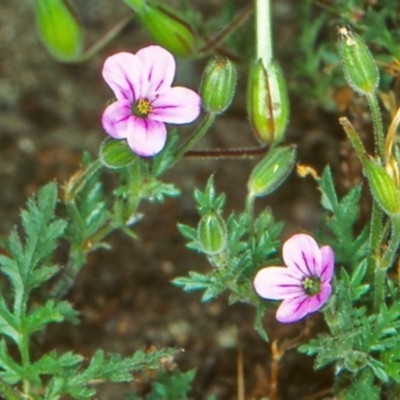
[365,159,400,216]
[247,59,289,146]
[34,0,83,62]
[200,58,237,114]
[338,26,379,95]
[248,145,296,198]
[124,0,195,57]
[197,211,227,255]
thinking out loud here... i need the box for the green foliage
[42,348,178,400]
[292,0,400,105]
[66,160,109,250]
[0,183,179,399]
[0,183,73,348]
[174,177,282,303]
[318,167,368,268]
[299,281,400,386]
[128,368,196,400]
[174,176,283,341]
[341,369,380,400]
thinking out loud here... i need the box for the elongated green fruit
[200,58,237,114]
[338,26,379,95]
[247,59,289,145]
[365,159,400,216]
[34,0,82,61]
[124,0,195,57]
[248,145,296,198]
[197,211,227,255]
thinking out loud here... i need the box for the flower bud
[247,59,289,146]
[99,138,137,169]
[344,351,368,373]
[248,145,296,198]
[197,211,227,255]
[338,26,379,95]
[34,0,83,62]
[124,0,195,57]
[365,159,400,216]
[200,58,237,114]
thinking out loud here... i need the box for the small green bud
[247,59,289,146]
[248,145,296,198]
[365,159,400,216]
[344,351,369,373]
[338,26,379,95]
[200,58,237,114]
[197,211,227,255]
[34,0,83,62]
[124,0,195,57]
[99,138,138,169]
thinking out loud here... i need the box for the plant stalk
[173,112,216,163]
[366,93,385,164]
[255,0,273,66]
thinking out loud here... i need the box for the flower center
[302,276,321,296]
[132,98,153,118]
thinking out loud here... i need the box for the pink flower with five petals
[101,45,201,157]
[253,234,334,323]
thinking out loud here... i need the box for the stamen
[302,276,321,296]
[133,98,153,117]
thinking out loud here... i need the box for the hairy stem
[366,93,385,163]
[173,113,216,163]
[374,218,400,311]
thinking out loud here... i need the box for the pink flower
[253,234,334,323]
[101,46,201,157]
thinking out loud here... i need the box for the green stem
[76,13,133,62]
[0,379,22,400]
[323,302,340,337]
[255,0,273,66]
[366,93,385,163]
[368,203,383,275]
[374,217,400,311]
[65,159,103,202]
[245,194,255,237]
[173,113,216,163]
[374,264,386,312]
[197,2,254,56]
[339,117,368,164]
[382,217,400,269]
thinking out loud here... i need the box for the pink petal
[149,87,201,124]
[125,117,167,157]
[276,284,332,323]
[253,267,304,300]
[320,245,335,283]
[136,45,175,96]
[102,52,146,103]
[283,234,322,278]
[102,100,133,139]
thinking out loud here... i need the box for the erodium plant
[1,0,399,398]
